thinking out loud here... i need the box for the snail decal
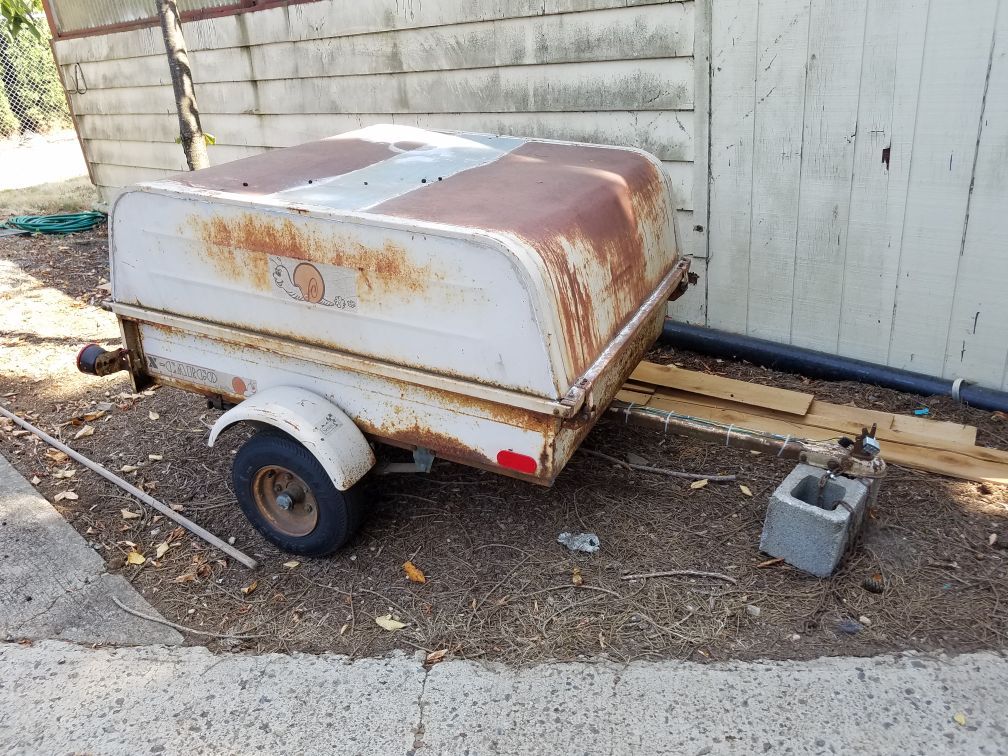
[270,257,357,310]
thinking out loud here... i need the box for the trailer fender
[208,386,375,490]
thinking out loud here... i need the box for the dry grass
[1,227,1006,665]
[0,176,99,218]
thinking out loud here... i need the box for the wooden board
[744,0,811,342]
[58,4,692,88]
[648,389,979,450]
[836,0,928,364]
[941,6,1008,390]
[54,0,686,63]
[630,362,814,415]
[788,0,866,353]
[885,1,1000,377]
[642,393,1008,483]
[704,0,757,333]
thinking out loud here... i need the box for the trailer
[78,125,691,555]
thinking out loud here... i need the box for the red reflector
[496,449,537,474]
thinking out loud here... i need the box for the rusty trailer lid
[113,125,680,401]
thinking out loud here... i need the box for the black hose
[660,321,1008,414]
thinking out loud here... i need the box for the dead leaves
[126,549,145,566]
[739,484,753,497]
[375,614,407,631]
[44,449,68,464]
[155,542,170,559]
[53,490,78,502]
[241,581,258,596]
[120,508,140,520]
[73,425,94,440]
[403,561,426,584]
[425,649,448,666]
[53,467,75,480]
[148,411,160,421]
[690,479,709,490]
[283,560,300,569]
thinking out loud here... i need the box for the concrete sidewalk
[1,639,1005,755]
[0,453,181,645]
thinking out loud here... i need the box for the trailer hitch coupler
[76,344,129,377]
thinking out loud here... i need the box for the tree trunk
[156,0,208,171]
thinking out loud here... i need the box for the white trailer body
[95,125,689,552]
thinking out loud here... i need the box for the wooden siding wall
[53,0,702,256]
[690,0,1008,390]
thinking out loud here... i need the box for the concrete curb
[0,639,1005,755]
[0,453,182,646]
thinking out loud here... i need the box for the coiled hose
[3,211,106,234]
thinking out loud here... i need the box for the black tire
[232,431,366,556]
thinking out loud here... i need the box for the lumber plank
[890,414,977,446]
[629,362,814,415]
[643,395,1008,483]
[647,388,981,451]
[614,389,654,405]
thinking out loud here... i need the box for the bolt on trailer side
[105,125,685,484]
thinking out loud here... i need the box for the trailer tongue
[80,125,689,555]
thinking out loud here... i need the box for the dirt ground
[1,224,1006,665]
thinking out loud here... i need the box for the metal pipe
[0,404,258,569]
[660,321,1008,414]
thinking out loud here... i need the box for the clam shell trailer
[77,125,691,556]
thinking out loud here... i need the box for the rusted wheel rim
[250,465,318,537]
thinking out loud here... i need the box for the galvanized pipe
[0,404,258,569]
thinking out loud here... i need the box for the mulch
[1,226,1006,664]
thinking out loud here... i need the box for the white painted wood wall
[684,0,1008,390]
[53,0,701,253]
[53,0,1008,389]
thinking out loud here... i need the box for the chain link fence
[0,24,71,141]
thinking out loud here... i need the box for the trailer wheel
[232,431,365,556]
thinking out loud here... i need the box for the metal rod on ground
[0,404,258,569]
[580,448,736,482]
[609,401,809,458]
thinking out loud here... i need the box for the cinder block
[759,463,870,578]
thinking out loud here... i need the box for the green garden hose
[3,211,107,235]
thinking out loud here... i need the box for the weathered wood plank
[60,3,691,89]
[705,0,758,332]
[68,59,693,116]
[661,161,694,212]
[630,361,814,414]
[745,0,811,342]
[54,0,685,64]
[91,163,180,188]
[837,0,928,364]
[942,6,1008,389]
[75,111,693,162]
[886,0,999,377]
[667,0,709,326]
[85,140,260,172]
[788,0,866,352]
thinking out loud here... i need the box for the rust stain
[173,138,396,195]
[193,212,435,297]
[373,141,676,378]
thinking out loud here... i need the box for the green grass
[0,176,100,218]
